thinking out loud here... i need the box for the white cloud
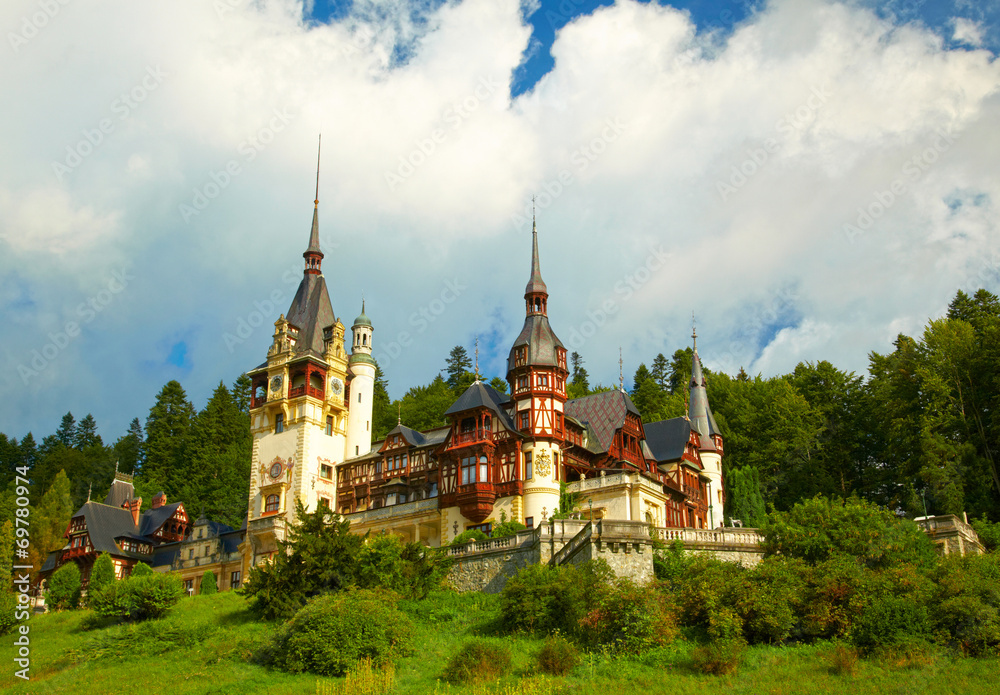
[953,17,984,47]
[1,0,998,439]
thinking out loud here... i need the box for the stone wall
[916,515,985,556]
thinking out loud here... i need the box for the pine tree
[668,348,693,394]
[444,346,473,391]
[200,570,218,595]
[632,364,652,392]
[231,373,252,414]
[31,471,74,580]
[650,353,670,390]
[144,381,196,500]
[569,352,590,399]
[74,414,102,449]
[114,418,145,475]
[489,376,508,394]
[371,362,396,440]
[0,520,16,635]
[56,413,77,447]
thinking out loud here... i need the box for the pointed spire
[692,312,697,352]
[397,402,401,425]
[474,336,480,382]
[687,326,721,449]
[304,135,324,273]
[87,482,92,503]
[525,196,548,298]
[619,347,624,392]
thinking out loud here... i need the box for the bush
[653,540,691,583]
[449,529,488,546]
[690,638,745,675]
[932,553,1000,656]
[269,589,412,676]
[851,595,930,654]
[46,562,82,610]
[356,533,451,599]
[441,637,512,684]
[131,562,153,577]
[824,642,859,675]
[490,520,527,539]
[734,557,807,644]
[970,516,1000,553]
[88,553,116,599]
[673,555,745,635]
[200,570,218,595]
[537,634,578,675]
[579,578,678,654]
[90,573,183,622]
[499,561,612,637]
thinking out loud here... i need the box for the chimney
[152,491,166,510]
[123,498,142,526]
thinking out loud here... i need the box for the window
[231,571,241,589]
[275,413,284,434]
[525,516,534,529]
[197,528,202,539]
[358,392,362,403]
[375,460,382,474]
[524,451,532,480]
[188,549,194,560]
[317,496,330,509]
[478,455,488,484]
[553,452,560,481]
[429,482,438,498]
[321,464,333,479]
[264,494,280,513]
[184,579,194,594]
[326,416,333,436]
[461,456,475,485]
[467,522,492,535]
[204,545,210,557]
[519,411,530,429]
[538,374,549,388]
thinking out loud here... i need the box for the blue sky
[1,0,998,443]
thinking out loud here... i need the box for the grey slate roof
[507,315,565,371]
[138,502,185,537]
[286,272,337,358]
[70,501,144,557]
[104,477,135,508]
[525,222,547,296]
[306,204,323,257]
[445,381,519,433]
[643,417,692,463]
[385,423,429,447]
[564,390,641,454]
[688,349,721,450]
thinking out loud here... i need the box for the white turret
[345,302,375,460]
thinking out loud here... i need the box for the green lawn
[1,591,997,695]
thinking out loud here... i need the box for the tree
[397,376,455,432]
[724,466,766,527]
[74,414,102,449]
[46,562,82,610]
[444,345,473,391]
[31,471,74,580]
[243,500,364,621]
[113,418,145,475]
[200,570,218,595]
[231,373,252,414]
[371,362,396,441]
[143,380,196,501]
[650,353,670,390]
[89,553,116,598]
[632,364,652,392]
[56,413,77,447]
[489,376,509,394]
[569,352,590,399]
[668,348,693,394]
[0,520,16,635]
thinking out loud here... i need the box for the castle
[241,180,726,571]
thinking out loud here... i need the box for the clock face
[270,462,283,479]
[330,377,344,395]
[270,375,282,392]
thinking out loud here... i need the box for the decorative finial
[692,312,697,351]
[362,295,365,314]
[87,482,92,503]
[532,195,536,233]
[397,402,401,426]
[114,460,119,477]
[474,336,480,382]
[314,134,322,209]
[619,347,624,392]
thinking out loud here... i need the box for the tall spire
[474,336,480,382]
[524,196,548,315]
[688,325,721,450]
[304,135,324,274]
[619,347,624,392]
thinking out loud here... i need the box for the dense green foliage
[536,634,579,675]
[89,572,183,622]
[88,553,116,598]
[449,528,488,545]
[200,570,218,595]
[46,562,81,610]
[130,561,152,577]
[267,590,413,676]
[243,501,450,621]
[0,520,16,636]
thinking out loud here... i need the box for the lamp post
[588,498,593,527]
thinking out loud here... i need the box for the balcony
[289,385,325,399]
[455,482,496,524]
[450,429,493,447]
[248,514,286,545]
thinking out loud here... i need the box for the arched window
[264,494,280,513]
[479,455,488,483]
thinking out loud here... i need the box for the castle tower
[345,302,375,459]
[687,327,725,527]
[244,140,349,567]
[506,213,569,525]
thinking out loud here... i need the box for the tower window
[478,455,488,483]
[275,413,284,434]
[264,494,279,513]
[524,451,532,480]
[358,393,362,403]
[326,416,333,436]
[519,411,530,429]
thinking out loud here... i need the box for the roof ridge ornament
[619,347,624,392]
[474,336,480,383]
[304,135,324,272]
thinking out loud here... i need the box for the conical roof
[688,345,721,450]
[524,218,547,296]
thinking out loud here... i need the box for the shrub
[851,595,930,654]
[734,556,807,644]
[537,634,578,675]
[579,578,678,654]
[673,555,745,634]
[490,520,527,539]
[357,533,451,599]
[800,553,869,639]
[499,561,612,637]
[932,553,1000,656]
[442,637,512,684]
[690,638,745,675]
[653,539,691,583]
[46,562,82,610]
[450,529,489,546]
[269,589,412,676]
[131,562,153,577]
[200,570,218,595]
[824,642,859,675]
[88,553,116,599]
[0,590,17,637]
[970,516,1000,552]
[761,495,936,570]
[90,573,183,622]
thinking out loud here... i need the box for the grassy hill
[2,590,998,695]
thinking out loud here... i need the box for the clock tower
[244,144,359,567]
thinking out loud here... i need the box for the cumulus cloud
[1,0,998,438]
